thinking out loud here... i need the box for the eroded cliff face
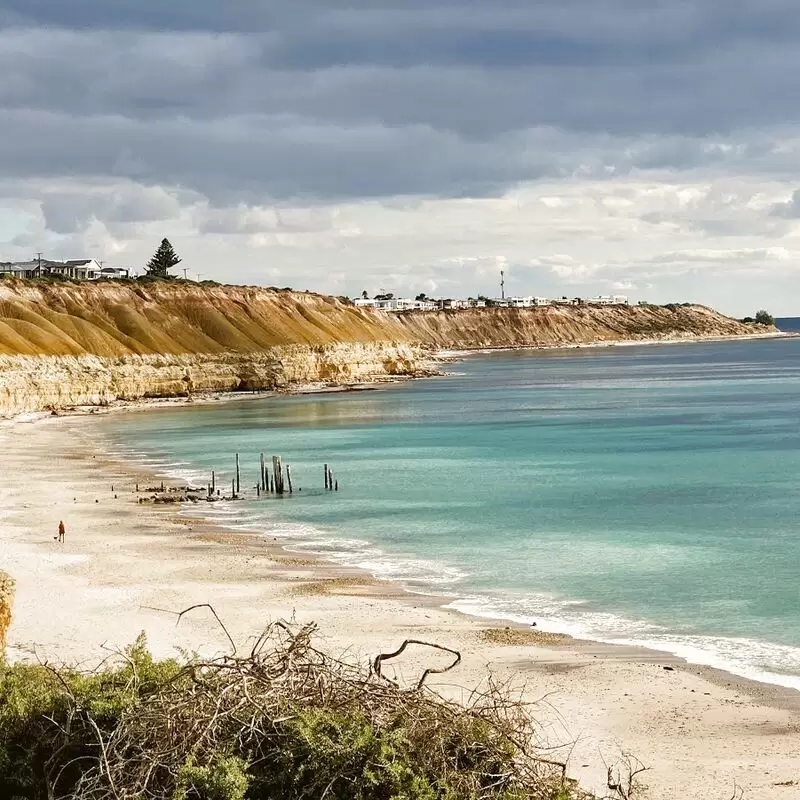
[0,281,412,356]
[0,280,770,416]
[393,303,762,348]
[0,281,432,415]
[0,344,430,417]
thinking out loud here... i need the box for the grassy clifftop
[0,280,764,358]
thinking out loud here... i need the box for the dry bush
[0,571,14,658]
[1,616,602,800]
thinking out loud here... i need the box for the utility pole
[500,269,505,300]
[183,268,188,280]
[35,252,42,277]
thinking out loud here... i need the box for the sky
[1,1,800,315]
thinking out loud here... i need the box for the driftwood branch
[141,602,237,656]
[606,752,649,800]
[372,638,462,690]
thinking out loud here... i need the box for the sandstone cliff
[0,280,769,416]
[394,303,759,348]
[0,281,430,415]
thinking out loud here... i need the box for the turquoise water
[98,337,800,689]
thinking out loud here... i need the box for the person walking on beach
[57,520,65,543]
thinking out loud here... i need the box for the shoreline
[7,331,800,694]
[438,328,795,358]
[3,410,800,797]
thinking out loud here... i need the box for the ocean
[97,333,800,690]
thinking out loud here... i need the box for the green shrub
[174,755,249,800]
[0,634,181,799]
[755,309,774,326]
[0,625,592,800]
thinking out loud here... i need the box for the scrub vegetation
[0,620,608,800]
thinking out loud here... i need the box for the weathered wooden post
[334,479,338,492]
[231,478,236,499]
[256,481,261,497]
[235,454,240,494]
[324,463,329,490]
[260,453,266,491]
[286,465,293,494]
[272,456,284,494]
[212,470,216,493]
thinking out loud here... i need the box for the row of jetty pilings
[204,453,339,500]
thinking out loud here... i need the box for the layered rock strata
[0,280,771,416]
[395,303,761,348]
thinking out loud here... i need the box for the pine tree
[145,238,182,278]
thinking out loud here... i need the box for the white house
[584,295,629,306]
[0,258,102,280]
[50,259,102,280]
[355,297,438,311]
[0,261,34,278]
[97,266,130,279]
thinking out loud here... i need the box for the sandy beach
[2,412,800,799]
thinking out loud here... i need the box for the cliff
[394,302,760,348]
[0,280,769,416]
[0,281,430,415]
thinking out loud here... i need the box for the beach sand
[2,414,799,799]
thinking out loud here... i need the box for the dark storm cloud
[0,109,584,202]
[2,1,800,203]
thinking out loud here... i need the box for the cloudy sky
[2,1,800,314]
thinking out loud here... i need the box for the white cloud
[1,2,800,314]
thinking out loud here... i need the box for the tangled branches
[1,618,597,800]
[0,571,14,657]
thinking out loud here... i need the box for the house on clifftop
[0,258,109,280]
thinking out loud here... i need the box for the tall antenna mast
[500,269,505,300]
